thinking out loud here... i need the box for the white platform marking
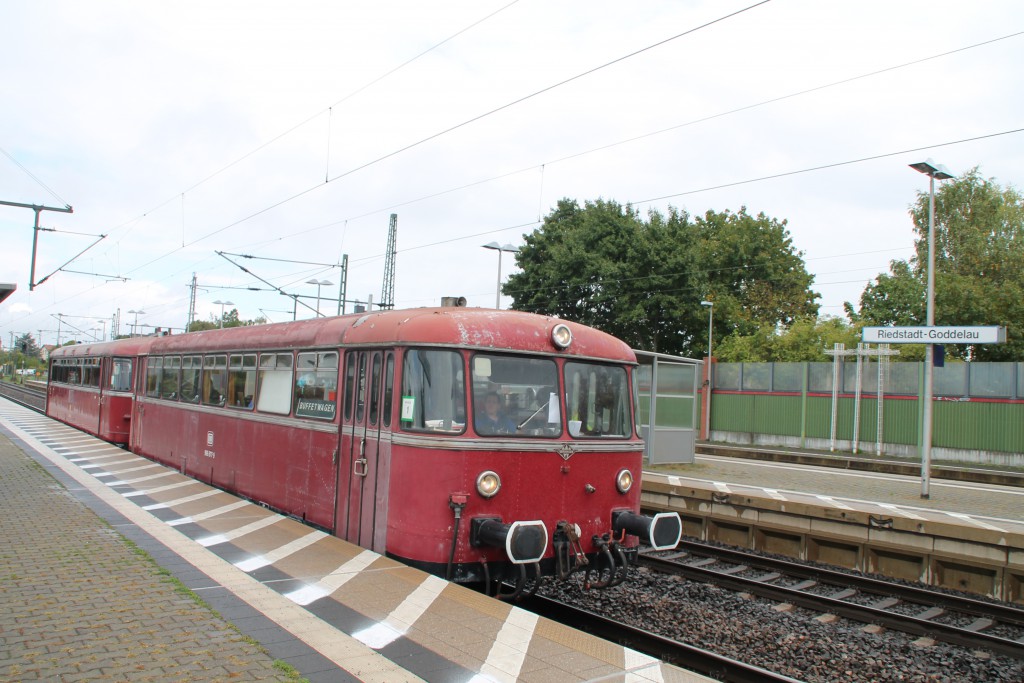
[235,529,327,572]
[816,495,854,510]
[167,500,251,526]
[946,511,1008,533]
[142,488,221,510]
[878,503,926,521]
[352,574,448,648]
[109,471,176,487]
[196,514,283,547]
[624,649,664,683]
[478,607,539,683]
[285,549,378,605]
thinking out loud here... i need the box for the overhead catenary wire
[6,7,1015,331]
[121,1,773,276]
[213,30,1024,255]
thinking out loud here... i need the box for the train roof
[48,308,636,363]
[49,335,160,360]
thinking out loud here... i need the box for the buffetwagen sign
[861,326,1007,344]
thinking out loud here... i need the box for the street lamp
[306,279,334,318]
[701,300,714,440]
[481,242,519,309]
[909,158,954,499]
[213,300,234,329]
[127,310,145,337]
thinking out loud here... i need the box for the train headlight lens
[476,471,502,498]
[551,323,573,350]
[616,469,634,494]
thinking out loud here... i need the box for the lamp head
[909,159,954,180]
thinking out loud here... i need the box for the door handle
[353,458,368,477]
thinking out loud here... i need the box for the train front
[387,313,682,598]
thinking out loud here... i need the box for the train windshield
[471,354,560,437]
[564,362,632,438]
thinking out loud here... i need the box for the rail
[640,541,1024,659]
[0,381,46,413]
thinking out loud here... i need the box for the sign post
[860,326,1007,498]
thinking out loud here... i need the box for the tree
[851,168,1024,360]
[507,197,700,356]
[15,333,40,358]
[715,316,861,362]
[692,208,819,338]
[505,198,819,357]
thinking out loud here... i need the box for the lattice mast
[380,213,397,310]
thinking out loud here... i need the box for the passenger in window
[476,392,516,435]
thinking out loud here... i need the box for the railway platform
[643,445,1024,602]
[0,400,707,683]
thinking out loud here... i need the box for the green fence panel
[933,401,1024,453]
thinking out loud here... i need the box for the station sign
[861,326,1006,344]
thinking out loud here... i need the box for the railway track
[640,540,1024,660]
[0,381,46,412]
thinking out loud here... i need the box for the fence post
[800,361,808,449]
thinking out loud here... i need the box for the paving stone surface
[0,433,295,682]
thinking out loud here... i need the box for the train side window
[180,356,201,403]
[293,351,337,420]
[160,356,180,399]
[109,358,133,392]
[228,354,257,409]
[382,353,395,428]
[343,353,357,422]
[82,359,101,387]
[400,349,466,434]
[368,353,382,426]
[256,353,292,415]
[202,355,228,406]
[146,357,162,398]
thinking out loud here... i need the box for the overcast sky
[2,0,1022,348]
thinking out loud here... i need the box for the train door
[335,349,393,552]
[130,356,147,452]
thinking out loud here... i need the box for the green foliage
[851,168,1024,360]
[186,308,266,333]
[506,198,819,357]
[716,316,862,362]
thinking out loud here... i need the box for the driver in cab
[476,391,516,435]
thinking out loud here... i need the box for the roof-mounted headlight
[551,323,573,350]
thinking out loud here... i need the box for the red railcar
[48,307,680,595]
[47,337,157,445]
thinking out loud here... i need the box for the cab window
[564,362,632,438]
[471,354,559,437]
[400,349,465,433]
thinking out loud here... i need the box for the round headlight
[476,470,502,498]
[551,323,573,350]
[616,468,634,494]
